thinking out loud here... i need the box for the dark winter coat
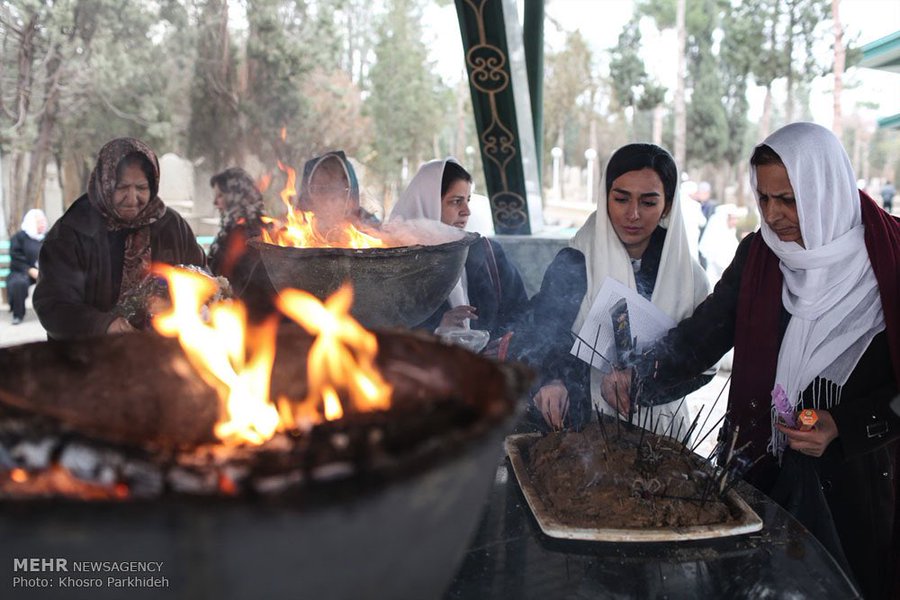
[34,195,205,340]
[417,237,528,339]
[636,231,899,599]
[509,226,711,431]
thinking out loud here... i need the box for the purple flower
[771,384,795,428]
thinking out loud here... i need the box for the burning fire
[150,266,392,446]
[276,285,392,430]
[259,157,386,249]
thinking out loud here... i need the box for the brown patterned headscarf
[208,167,266,274]
[87,137,166,297]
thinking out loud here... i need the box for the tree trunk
[785,2,796,122]
[831,0,844,138]
[652,105,664,146]
[23,47,63,216]
[760,84,773,139]
[674,0,687,168]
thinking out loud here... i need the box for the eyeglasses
[308,185,350,196]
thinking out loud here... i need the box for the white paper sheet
[570,276,675,369]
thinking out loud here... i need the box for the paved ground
[0,302,46,348]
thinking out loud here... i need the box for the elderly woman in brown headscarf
[34,137,205,339]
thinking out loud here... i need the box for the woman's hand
[601,368,633,417]
[27,267,38,280]
[439,305,477,329]
[106,316,136,335]
[775,409,839,457]
[533,380,569,430]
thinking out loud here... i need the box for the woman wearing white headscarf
[6,208,47,324]
[389,158,527,338]
[698,203,740,286]
[511,143,711,433]
[606,123,900,599]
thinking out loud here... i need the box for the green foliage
[365,0,444,183]
[543,30,595,163]
[188,0,240,171]
[685,0,727,166]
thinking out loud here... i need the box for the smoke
[377,218,467,248]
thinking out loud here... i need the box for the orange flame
[276,284,392,424]
[10,468,27,483]
[152,265,281,446]
[257,172,272,193]
[150,266,392,446]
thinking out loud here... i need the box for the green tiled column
[456,0,544,234]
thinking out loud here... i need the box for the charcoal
[121,460,165,498]
[253,470,304,495]
[310,461,354,482]
[11,438,56,470]
[168,467,218,495]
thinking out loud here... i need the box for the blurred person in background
[881,180,895,214]
[297,151,379,236]
[209,166,275,319]
[698,204,740,287]
[6,208,47,325]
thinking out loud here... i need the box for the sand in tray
[526,421,737,530]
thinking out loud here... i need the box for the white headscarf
[389,157,470,309]
[752,122,885,453]
[570,145,710,435]
[698,204,740,285]
[21,208,47,242]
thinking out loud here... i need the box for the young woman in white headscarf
[6,208,48,324]
[604,123,900,599]
[510,143,711,433]
[389,158,528,338]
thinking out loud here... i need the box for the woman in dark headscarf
[297,150,379,236]
[208,167,266,276]
[208,166,275,318]
[34,137,205,339]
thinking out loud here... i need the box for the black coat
[417,237,528,339]
[208,224,276,321]
[34,195,206,340]
[509,227,712,431]
[638,232,899,599]
[8,230,41,277]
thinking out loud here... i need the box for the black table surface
[445,460,860,599]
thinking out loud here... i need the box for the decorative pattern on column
[456,0,531,234]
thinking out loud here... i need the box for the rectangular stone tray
[505,433,764,542]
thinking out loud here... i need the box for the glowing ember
[150,266,392,447]
[10,468,27,483]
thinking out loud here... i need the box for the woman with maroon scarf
[604,123,899,599]
[34,138,205,339]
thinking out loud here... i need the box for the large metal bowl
[249,233,480,329]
